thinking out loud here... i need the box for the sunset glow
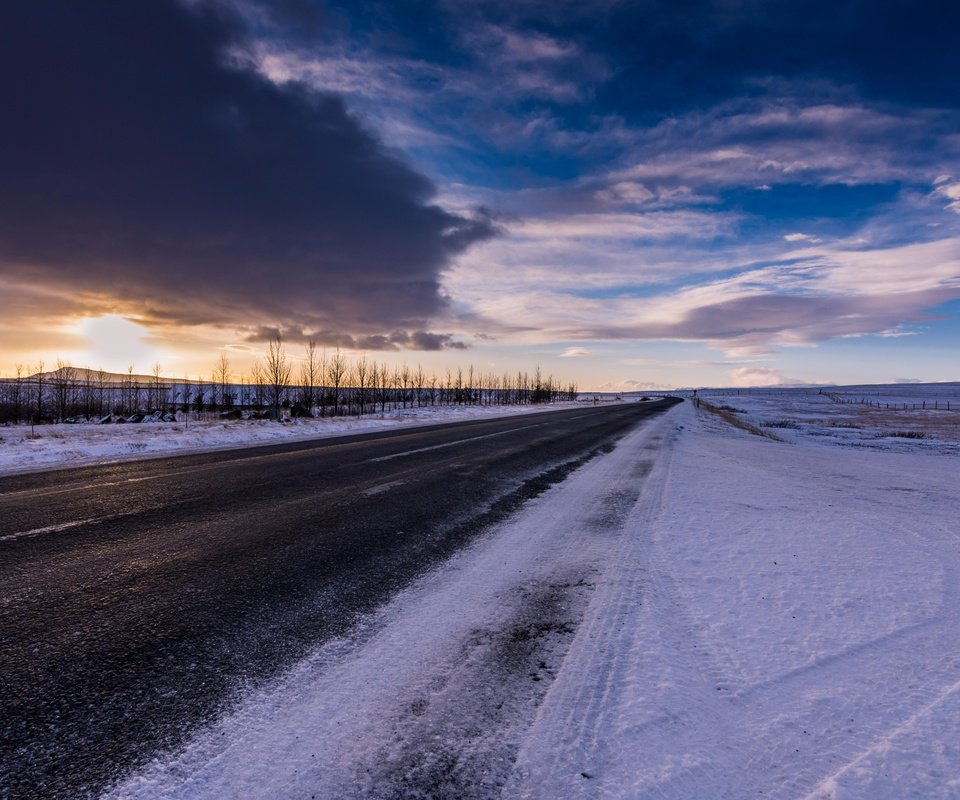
[72,315,160,374]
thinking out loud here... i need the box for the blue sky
[2,1,959,388]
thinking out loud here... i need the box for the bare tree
[375,361,389,414]
[179,374,190,415]
[80,367,93,419]
[13,364,24,423]
[51,359,77,421]
[368,361,380,414]
[400,364,411,409]
[34,359,45,421]
[132,366,143,413]
[193,376,208,416]
[149,362,163,411]
[213,353,231,410]
[121,365,133,414]
[532,365,544,404]
[327,347,346,417]
[355,355,369,416]
[300,341,321,415]
[264,335,292,420]
[413,364,425,408]
[391,365,402,411]
[96,368,107,417]
[250,362,266,412]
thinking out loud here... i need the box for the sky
[2,0,959,390]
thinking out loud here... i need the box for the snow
[0,401,597,476]
[100,388,960,798]
[511,396,959,798]
[693,382,960,455]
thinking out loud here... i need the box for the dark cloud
[409,331,469,350]
[243,325,468,351]
[674,292,944,343]
[0,1,494,345]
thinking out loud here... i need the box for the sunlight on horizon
[73,314,160,373]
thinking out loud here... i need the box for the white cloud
[559,347,589,357]
[482,26,578,63]
[595,181,655,205]
[933,181,960,214]
[447,232,960,353]
[594,182,716,208]
[514,210,739,241]
[235,42,432,102]
[784,232,822,243]
[456,23,609,103]
[602,100,960,191]
[728,367,798,387]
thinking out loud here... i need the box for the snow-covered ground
[695,382,960,455]
[0,401,596,476]
[102,389,960,799]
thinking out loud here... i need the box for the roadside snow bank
[0,401,608,476]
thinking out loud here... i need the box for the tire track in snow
[502,413,689,799]
[358,575,594,799]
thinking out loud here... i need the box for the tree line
[0,339,579,424]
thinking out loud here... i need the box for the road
[0,399,680,799]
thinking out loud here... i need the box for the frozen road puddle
[103,415,676,800]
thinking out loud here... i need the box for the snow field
[697,383,960,454]
[509,399,959,798]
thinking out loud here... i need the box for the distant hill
[20,367,198,384]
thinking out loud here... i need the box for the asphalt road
[0,398,680,799]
